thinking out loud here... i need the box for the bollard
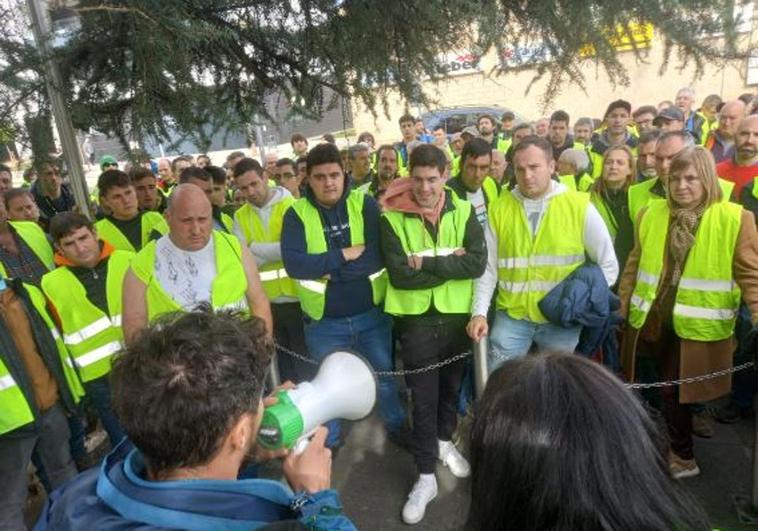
[267,354,281,391]
[473,336,489,399]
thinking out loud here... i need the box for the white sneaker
[438,440,470,478]
[402,474,438,524]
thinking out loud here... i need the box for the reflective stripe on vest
[95,212,168,252]
[130,231,248,322]
[629,200,742,340]
[234,196,295,300]
[41,250,133,382]
[289,191,386,319]
[383,194,473,316]
[490,191,589,323]
[0,284,86,435]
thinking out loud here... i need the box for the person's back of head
[469,353,710,531]
[110,307,271,477]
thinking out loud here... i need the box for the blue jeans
[488,310,581,373]
[304,306,407,447]
[69,376,126,463]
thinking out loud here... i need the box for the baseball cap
[461,126,480,138]
[653,107,685,126]
[100,155,118,170]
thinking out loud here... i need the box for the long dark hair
[468,353,710,531]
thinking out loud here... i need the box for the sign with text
[435,51,482,77]
[580,22,654,57]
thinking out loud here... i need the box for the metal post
[752,394,758,510]
[473,336,489,399]
[252,115,266,162]
[267,353,281,391]
[26,0,90,217]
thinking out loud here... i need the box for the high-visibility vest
[41,251,133,383]
[628,178,661,223]
[0,222,54,278]
[494,137,511,154]
[629,177,736,224]
[449,176,500,207]
[219,211,234,233]
[234,197,295,300]
[629,200,742,341]
[289,191,387,320]
[383,194,473,315]
[590,190,625,241]
[0,284,85,436]
[558,175,577,191]
[95,212,169,252]
[559,173,595,192]
[490,191,589,323]
[130,231,248,322]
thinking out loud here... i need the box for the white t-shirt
[467,188,488,226]
[154,235,217,311]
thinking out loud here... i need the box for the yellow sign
[580,22,654,57]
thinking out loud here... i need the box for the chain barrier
[627,361,754,389]
[274,343,754,386]
[274,343,472,377]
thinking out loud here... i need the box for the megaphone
[257,350,377,451]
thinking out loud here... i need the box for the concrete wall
[352,27,757,145]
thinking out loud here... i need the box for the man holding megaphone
[35,308,357,530]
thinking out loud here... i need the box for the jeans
[397,316,469,474]
[304,306,407,447]
[273,302,316,383]
[488,310,582,373]
[68,375,126,465]
[0,403,78,531]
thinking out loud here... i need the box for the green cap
[100,155,118,170]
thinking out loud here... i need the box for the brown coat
[618,209,758,403]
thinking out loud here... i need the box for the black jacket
[380,191,486,324]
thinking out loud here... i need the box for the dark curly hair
[110,305,272,475]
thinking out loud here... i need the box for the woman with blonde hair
[619,145,758,479]
[591,144,636,276]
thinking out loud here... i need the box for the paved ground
[24,400,758,531]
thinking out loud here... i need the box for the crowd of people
[1,85,758,529]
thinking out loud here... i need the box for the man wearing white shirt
[122,184,272,344]
[467,136,618,371]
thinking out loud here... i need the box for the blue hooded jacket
[34,443,356,531]
[538,263,622,372]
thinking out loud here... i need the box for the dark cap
[652,107,685,126]
[604,99,632,118]
[501,111,515,120]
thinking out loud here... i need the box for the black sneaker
[387,426,413,452]
[713,401,753,424]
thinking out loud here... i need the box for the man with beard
[706,100,746,163]
[359,144,400,202]
[717,115,758,199]
[31,160,76,230]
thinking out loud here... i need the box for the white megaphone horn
[257,350,377,452]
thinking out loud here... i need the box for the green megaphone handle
[258,390,305,450]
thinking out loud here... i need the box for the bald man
[707,100,746,162]
[122,184,272,343]
[490,149,507,185]
[717,115,758,199]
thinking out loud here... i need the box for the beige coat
[618,209,758,404]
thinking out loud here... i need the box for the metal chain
[275,343,754,387]
[274,343,472,377]
[627,361,754,389]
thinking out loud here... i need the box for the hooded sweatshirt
[233,186,292,267]
[379,185,486,324]
[281,175,383,318]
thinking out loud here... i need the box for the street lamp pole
[26,0,91,217]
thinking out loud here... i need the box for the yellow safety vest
[130,231,248,322]
[234,197,295,300]
[383,193,473,315]
[629,177,736,224]
[590,191,620,240]
[41,250,133,383]
[0,222,54,278]
[0,284,85,436]
[629,200,742,340]
[95,212,168,252]
[490,191,589,323]
[289,191,387,320]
